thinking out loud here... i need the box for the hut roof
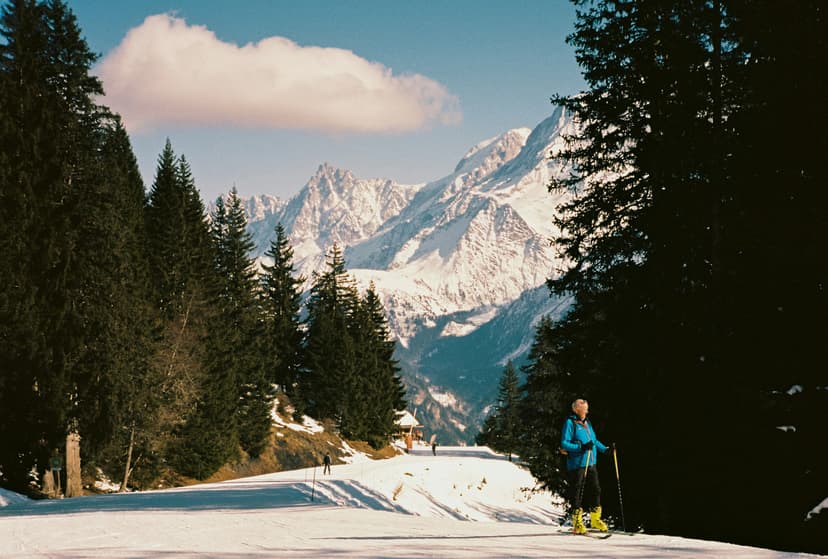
[395,410,422,428]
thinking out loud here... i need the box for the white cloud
[96,14,462,134]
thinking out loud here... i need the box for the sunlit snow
[0,443,816,558]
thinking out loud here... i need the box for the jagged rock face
[237,107,579,441]
[276,163,423,264]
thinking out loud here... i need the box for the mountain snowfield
[235,107,579,439]
[248,107,574,344]
[0,445,819,558]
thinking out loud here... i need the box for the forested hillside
[0,0,405,492]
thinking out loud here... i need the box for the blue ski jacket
[560,413,608,471]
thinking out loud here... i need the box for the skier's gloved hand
[581,440,594,451]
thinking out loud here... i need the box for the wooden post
[42,467,56,498]
[65,432,82,498]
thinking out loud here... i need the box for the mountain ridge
[229,106,577,442]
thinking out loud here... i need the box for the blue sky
[67,1,585,202]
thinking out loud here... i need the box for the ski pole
[311,465,317,502]
[576,448,592,514]
[612,443,627,532]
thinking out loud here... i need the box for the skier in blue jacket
[560,398,610,534]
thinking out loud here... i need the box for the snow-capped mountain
[272,164,424,274]
[241,106,578,442]
[242,194,288,253]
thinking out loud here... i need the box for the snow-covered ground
[0,445,820,558]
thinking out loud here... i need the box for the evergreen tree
[0,0,47,488]
[68,118,162,482]
[530,1,827,552]
[350,283,406,448]
[476,361,521,461]
[0,0,115,488]
[211,188,272,458]
[475,414,499,449]
[539,0,746,538]
[512,319,567,495]
[89,120,165,491]
[302,244,360,427]
[146,143,203,318]
[170,173,241,478]
[517,303,625,507]
[144,142,229,479]
[260,223,306,417]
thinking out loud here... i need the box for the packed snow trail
[0,446,819,558]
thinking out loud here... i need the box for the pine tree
[211,188,272,458]
[350,283,406,448]
[538,1,827,552]
[260,223,306,417]
[476,362,521,461]
[0,0,115,488]
[144,141,231,478]
[544,0,744,536]
[145,141,178,311]
[145,149,215,320]
[0,0,47,489]
[475,414,499,449]
[512,319,565,496]
[517,304,625,506]
[87,119,163,491]
[303,244,360,427]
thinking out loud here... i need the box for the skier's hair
[571,398,588,412]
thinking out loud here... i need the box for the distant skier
[432,441,437,456]
[323,452,331,475]
[560,398,610,534]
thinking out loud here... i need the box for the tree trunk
[42,467,57,497]
[119,425,135,493]
[65,432,82,498]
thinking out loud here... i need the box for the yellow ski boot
[589,506,609,532]
[571,508,587,534]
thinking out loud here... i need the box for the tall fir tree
[526,1,827,552]
[259,223,306,417]
[87,120,165,491]
[303,244,360,427]
[0,0,47,488]
[350,282,406,448]
[145,145,212,318]
[145,142,229,479]
[476,361,521,461]
[67,117,160,472]
[171,167,242,479]
[539,0,749,539]
[0,0,122,489]
[211,188,272,458]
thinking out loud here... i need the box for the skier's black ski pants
[568,464,601,511]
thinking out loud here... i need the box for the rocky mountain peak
[235,109,578,443]
[307,162,357,192]
[452,127,531,183]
